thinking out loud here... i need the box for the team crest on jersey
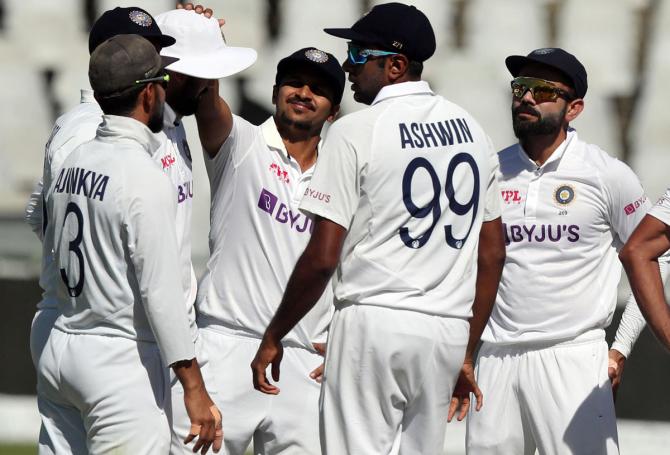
[129,10,152,27]
[305,49,328,63]
[554,184,575,205]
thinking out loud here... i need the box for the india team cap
[505,48,588,99]
[324,2,436,62]
[88,7,175,54]
[156,9,257,79]
[275,47,346,105]
[89,34,178,98]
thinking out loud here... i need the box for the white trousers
[200,327,323,455]
[466,335,619,455]
[37,330,171,455]
[320,303,469,455]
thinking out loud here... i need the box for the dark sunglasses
[347,42,398,65]
[510,77,575,103]
[135,72,170,89]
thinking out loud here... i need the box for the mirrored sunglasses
[510,76,575,103]
[347,42,398,65]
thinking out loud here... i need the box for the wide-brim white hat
[156,9,257,79]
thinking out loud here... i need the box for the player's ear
[565,98,584,123]
[271,85,278,105]
[327,103,340,123]
[141,83,157,115]
[388,54,409,82]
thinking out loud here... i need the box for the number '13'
[399,153,480,249]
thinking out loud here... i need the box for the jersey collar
[97,115,163,157]
[80,89,95,104]
[163,103,182,129]
[518,128,578,170]
[371,80,434,106]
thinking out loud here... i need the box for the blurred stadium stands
[1,0,669,450]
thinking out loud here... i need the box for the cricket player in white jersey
[25,6,177,367]
[38,34,221,455]
[620,191,670,351]
[251,3,505,454]
[465,48,665,455]
[192,45,344,454]
[26,6,256,453]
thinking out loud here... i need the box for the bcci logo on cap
[533,48,555,55]
[554,184,575,205]
[129,10,152,27]
[305,49,328,63]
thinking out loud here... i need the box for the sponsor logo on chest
[161,154,176,169]
[269,163,290,184]
[257,188,312,234]
[501,189,523,204]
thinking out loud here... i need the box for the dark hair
[95,86,144,116]
[408,60,423,77]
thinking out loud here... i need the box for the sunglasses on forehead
[510,77,575,103]
[347,42,398,65]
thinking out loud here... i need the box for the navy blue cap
[324,2,435,62]
[276,47,345,105]
[88,7,175,54]
[506,48,588,99]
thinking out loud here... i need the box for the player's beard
[512,103,566,138]
[277,110,312,131]
[148,98,165,133]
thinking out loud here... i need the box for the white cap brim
[163,46,257,79]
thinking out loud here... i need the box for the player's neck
[283,136,320,172]
[519,129,568,167]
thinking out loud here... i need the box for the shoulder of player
[571,138,637,182]
[47,106,102,155]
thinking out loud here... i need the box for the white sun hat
[156,9,257,79]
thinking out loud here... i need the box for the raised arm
[195,79,234,158]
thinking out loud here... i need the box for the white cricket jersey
[32,89,102,311]
[155,104,198,334]
[196,115,333,348]
[649,188,670,226]
[300,81,501,318]
[47,115,194,366]
[483,129,650,345]
[28,92,197,338]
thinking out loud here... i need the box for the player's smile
[288,97,315,112]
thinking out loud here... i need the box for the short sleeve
[648,188,670,226]
[602,160,650,245]
[300,121,359,229]
[205,114,258,181]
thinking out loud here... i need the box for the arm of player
[195,78,234,158]
[172,358,223,454]
[127,173,221,453]
[620,214,670,352]
[448,216,505,422]
[608,291,645,399]
[25,180,44,240]
[251,217,347,395]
